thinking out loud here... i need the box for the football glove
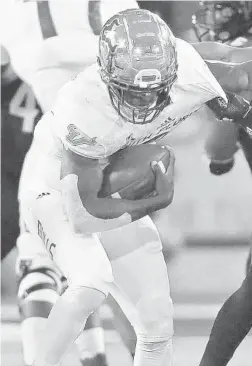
[209,158,235,176]
[206,92,252,137]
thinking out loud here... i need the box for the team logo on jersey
[66,124,97,146]
[37,192,50,199]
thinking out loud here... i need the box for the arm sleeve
[192,42,252,63]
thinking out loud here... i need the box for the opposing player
[1,1,140,365]
[199,127,252,366]
[17,7,252,365]
[193,49,252,366]
[1,45,41,260]
[164,10,252,364]
[198,129,252,366]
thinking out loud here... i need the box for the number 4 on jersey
[9,83,40,134]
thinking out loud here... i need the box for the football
[99,144,171,200]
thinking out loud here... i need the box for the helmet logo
[102,18,120,52]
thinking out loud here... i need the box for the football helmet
[98,9,178,124]
[192,1,252,43]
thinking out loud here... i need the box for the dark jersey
[239,127,252,173]
[1,77,42,259]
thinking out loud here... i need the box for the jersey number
[9,83,40,134]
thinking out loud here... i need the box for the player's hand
[207,93,252,137]
[209,158,235,175]
[207,93,252,122]
[151,147,175,204]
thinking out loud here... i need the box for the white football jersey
[20,38,227,196]
[1,0,139,83]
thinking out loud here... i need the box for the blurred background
[1,1,252,366]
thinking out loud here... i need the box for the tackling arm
[60,148,172,234]
[206,60,252,94]
[206,91,252,135]
[192,42,252,63]
[204,60,252,135]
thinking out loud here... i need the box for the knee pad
[17,254,65,321]
[135,293,174,339]
[135,333,173,366]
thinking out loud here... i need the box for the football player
[3,3,252,366]
[198,129,252,366]
[1,45,40,260]
[191,1,252,43]
[194,48,252,366]
[16,8,252,366]
[1,1,140,365]
[198,113,252,366]
[181,6,252,364]
[1,44,109,366]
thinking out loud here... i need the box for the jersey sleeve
[175,38,228,103]
[51,76,106,159]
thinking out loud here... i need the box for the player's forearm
[207,60,252,95]
[61,174,170,234]
[227,46,252,63]
[192,42,252,63]
[84,194,170,221]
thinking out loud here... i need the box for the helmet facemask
[192,2,252,42]
[107,77,176,124]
